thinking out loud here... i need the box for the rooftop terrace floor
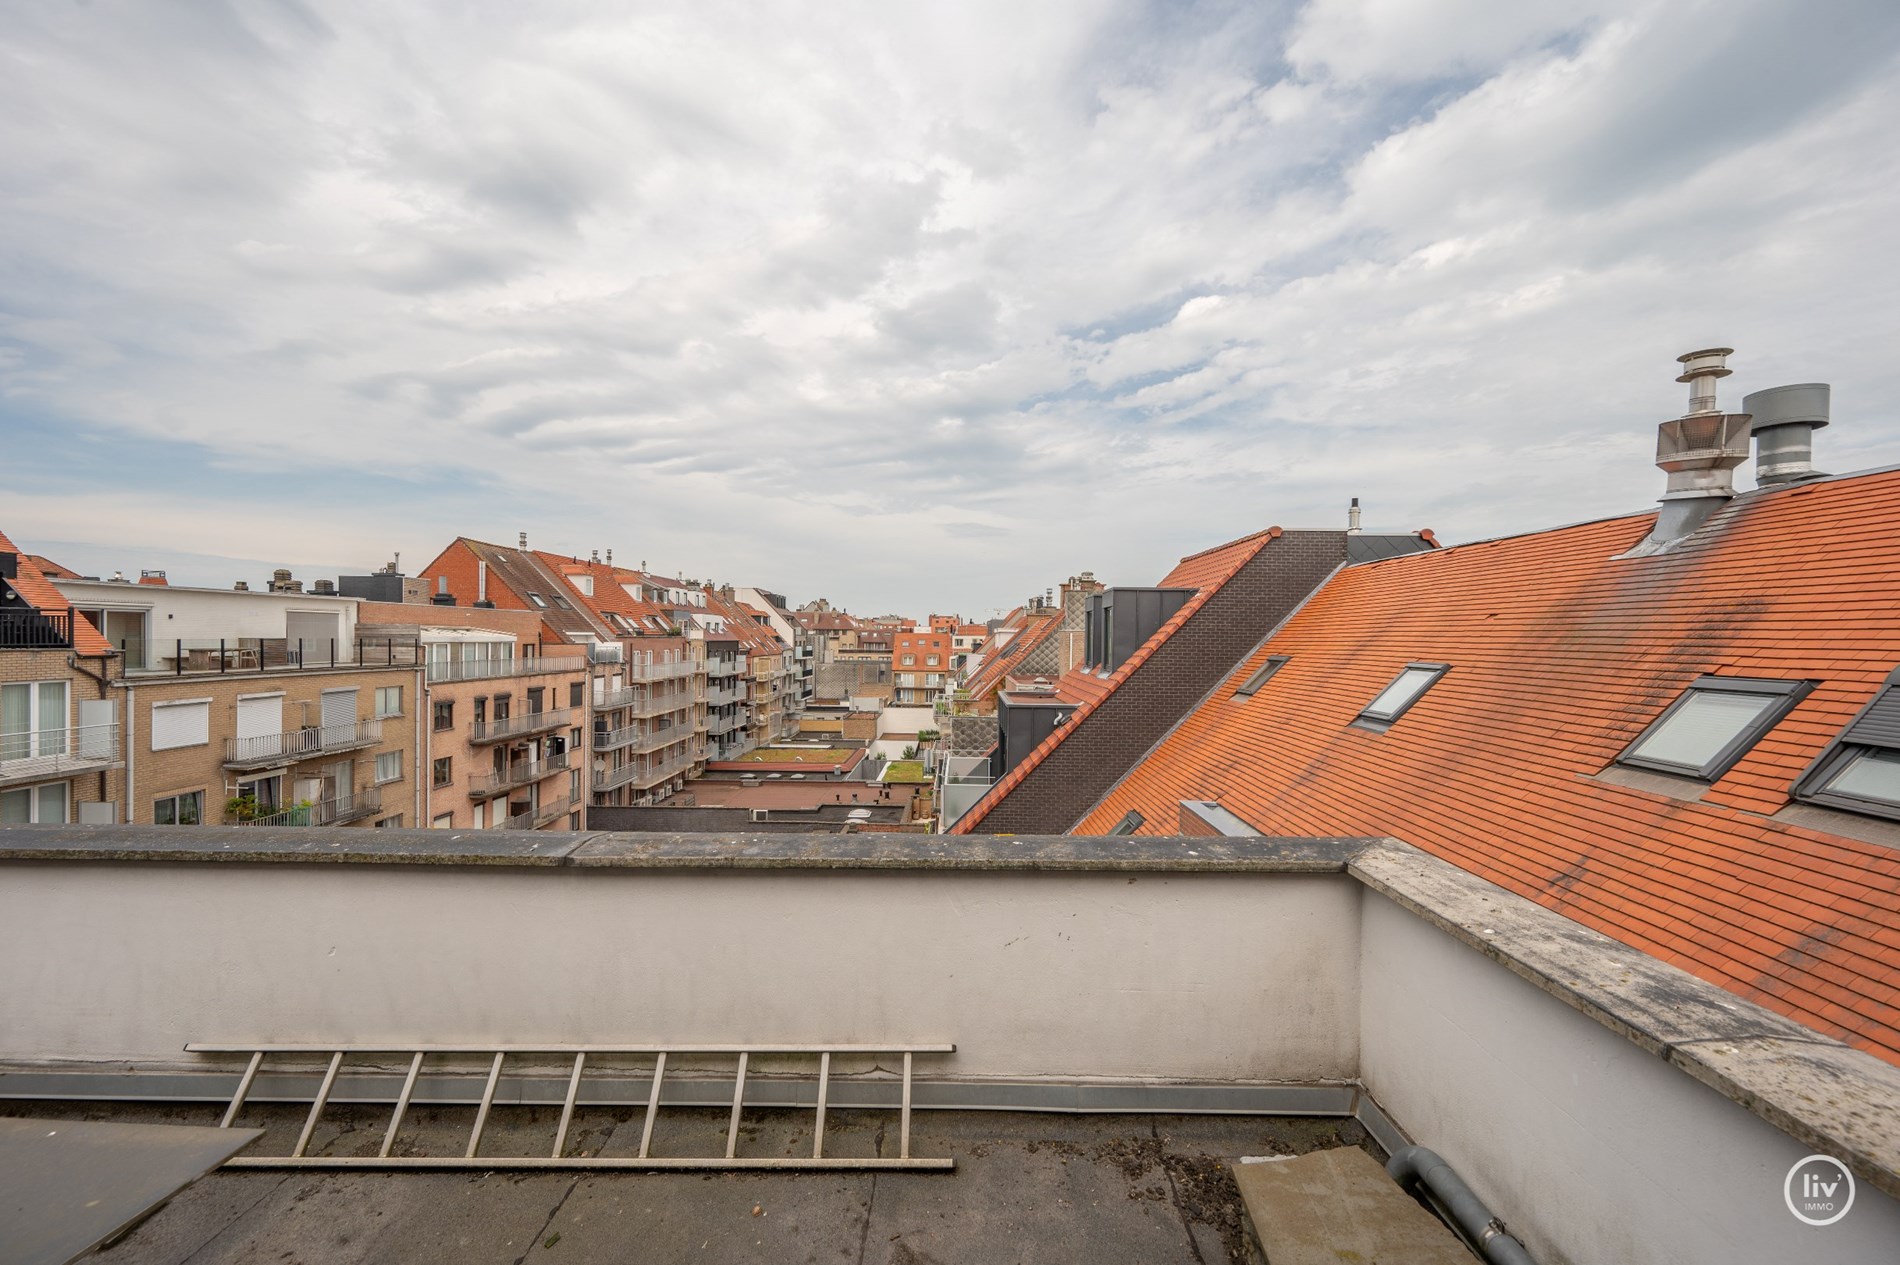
[5,1102,1379,1264]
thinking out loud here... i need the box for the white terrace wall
[0,864,1359,1082]
[1359,893,1900,1265]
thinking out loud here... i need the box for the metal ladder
[187,1042,956,1170]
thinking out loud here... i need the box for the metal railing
[426,655,587,685]
[467,751,572,799]
[592,745,696,792]
[0,721,121,785]
[470,708,574,744]
[705,685,746,707]
[593,683,696,717]
[625,659,694,683]
[132,637,421,677]
[239,787,382,828]
[499,791,582,830]
[224,719,383,769]
[706,658,743,679]
[0,610,73,649]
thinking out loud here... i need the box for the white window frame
[374,685,404,718]
[374,750,404,785]
[0,780,70,824]
[153,789,205,826]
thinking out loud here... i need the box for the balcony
[705,685,746,708]
[706,710,744,736]
[593,683,695,718]
[237,787,382,827]
[498,791,582,830]
[4,832,1898,1265]
[223,719,382,770]
[470,708,574,745]
[467,751,572,800]
[0,721,122,789]
[426,655,588,685]
[0,609,73,649]
[132,637,422,677]
[591,744,695,792]
[592,722,688,755]
[706,658,743,680]
[624,659,694,683]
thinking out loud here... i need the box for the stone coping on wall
[3,824,1898,1199]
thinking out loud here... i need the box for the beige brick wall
[118,665,423,826]
[421,666,589,830]
[1,649,117,821]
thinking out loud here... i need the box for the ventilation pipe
[518,531,528,551]
[1348,497,1362,533]
[1742,383,1830,486]
[1627,347,1753,554]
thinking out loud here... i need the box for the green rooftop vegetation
[883,761,929,783]
[731,747,856,763]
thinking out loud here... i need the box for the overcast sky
[5,1,1899,618]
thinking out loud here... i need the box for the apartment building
[355,603,588,830]
[704,586,788,747]
[1,534,121,825]
[892,629,952,705]
[734,586,815,714]
[54,576,421,828]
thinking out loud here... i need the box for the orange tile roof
[1076,472,1900,1066]
[24,554,81,580]
[964,609,1061,700]
[1,528,113,656]
[530,551,670,631]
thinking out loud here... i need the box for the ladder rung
[465,1052,505,1159]
[638,1052,667,1159]
[380,1051,425,1159]
[291,1052,343,1159]
[813,1051,830,1160]
[551,1053,586,1159]
[219,1050,264,1129]
[725,1052,748,1160]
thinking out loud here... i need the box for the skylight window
[1354,663,1449,730]
[1110,810,1144,836]
[1795,674,1900,821]
[1234,656,1289,698]
[1617,676,1810,781]
[525,592,549,608]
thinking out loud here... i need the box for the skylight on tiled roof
[1235,656,1290,698]
[1617,676,1811,781]
[1355,664,1448,729]
[1796,673,1900,820]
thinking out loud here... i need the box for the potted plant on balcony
[224,794,262,824]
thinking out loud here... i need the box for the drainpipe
[69,651,114,810]
[1386,1147,1536,1264]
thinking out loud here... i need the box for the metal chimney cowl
[1624,347,1754,555]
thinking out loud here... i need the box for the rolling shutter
[1840,689,1900,749]
[236,694,283,742]
[151,700,210,751]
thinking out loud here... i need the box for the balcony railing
[132,637,421,677]
[426,655,587,685]
[0,610,73,649]
[625,659,694,683]
[705,685,746,708]
[499,791,582,830]
[470,708,574,745]
[223,719,382,770]
[706,658,743,679]
[238,787,382,828]
[0,721,121,787]
[593,683,696,717]
[467,751,572,799]
[592,745,696,792]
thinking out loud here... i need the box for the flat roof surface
[660,783,919,810]
[5,1101,1375,1264]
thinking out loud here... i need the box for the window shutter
[1841,689,1900,750]
[236,694,283,741]
[151,700,210,750]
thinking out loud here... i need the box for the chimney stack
[1743,383,1830,486]
[606,549,613,566]
[590,548,600,564]
[1348,497,1362,533]
[518,531,528,551]
[1627,347,1753,554]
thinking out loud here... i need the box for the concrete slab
[1231,1146,1469,1265]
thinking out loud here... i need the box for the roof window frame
[1234,655,1290,699]
[1110,810,1144,836]
[1794,668,1900,822]
[1352,662,1450,732]
[1616,675,1813,782]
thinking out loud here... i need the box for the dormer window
[1353,663,1449,731]
[1617,676,1811,781]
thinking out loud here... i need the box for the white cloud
[2,0,1899,613]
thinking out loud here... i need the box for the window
[154,790,203,826]
[375,814,404,828]
[902,655,916,666]
[1,680,68,762]
[1796,673,1900,821]
[151,699,211,750]
[375,750,403,784]
[570,681,585,708]
[433,757,453,788]
[926,655,940,666]
[235,775,281,817]
[432,813,455,829]
[550,594,572,610]
[374,685,403,717]
[1234,656,1290,698]
[1618,676,1811,781]
[1110,810,1144,836]
[1,781,68,824]
[433,700,454,732]
[526,592,550,608]
[1354,664,1449,730]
